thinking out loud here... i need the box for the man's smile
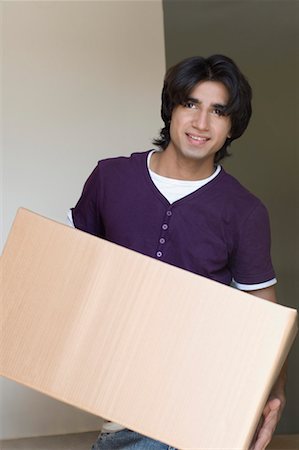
[186,133,210,143]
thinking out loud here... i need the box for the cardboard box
[1,208,297,449]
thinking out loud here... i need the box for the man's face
[167,80,231,170]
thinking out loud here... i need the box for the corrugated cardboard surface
[1,209,297,450]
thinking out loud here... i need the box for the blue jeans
[91,429,177,450]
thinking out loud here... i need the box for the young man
[70,55,285,450]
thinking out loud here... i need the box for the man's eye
[183,101,196,109]
[213,108,225,116]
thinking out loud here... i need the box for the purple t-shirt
[72,150,275,287]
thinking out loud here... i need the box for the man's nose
[193,110,209,130]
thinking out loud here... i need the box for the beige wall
[1,0,165,439]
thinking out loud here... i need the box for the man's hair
[153,55,252,163]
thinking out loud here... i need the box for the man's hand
[250,394,286,450]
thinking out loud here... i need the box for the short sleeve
[231,202,276,285]
[71,164,104,237]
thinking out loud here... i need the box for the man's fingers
[252,408,281,450]
[268,398,281,410]
[263,398,281,417]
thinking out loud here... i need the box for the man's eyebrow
[212,103,228,111]
[185,97,200,104]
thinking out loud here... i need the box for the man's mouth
[186,133,209,142]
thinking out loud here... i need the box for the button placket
[156,208,173,259]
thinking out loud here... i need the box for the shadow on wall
[162,0,299,434]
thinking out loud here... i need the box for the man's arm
[248,286,287,450]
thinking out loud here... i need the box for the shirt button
[159,238,165,244]
[156,251,162,257]
[166,210,172,216]
[162,224,168,230]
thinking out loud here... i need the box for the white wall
[1,0,165,439]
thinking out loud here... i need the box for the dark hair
[153,55,252,163]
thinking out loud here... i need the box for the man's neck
[150,148,216,181]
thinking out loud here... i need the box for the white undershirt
[147,150,222,204]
